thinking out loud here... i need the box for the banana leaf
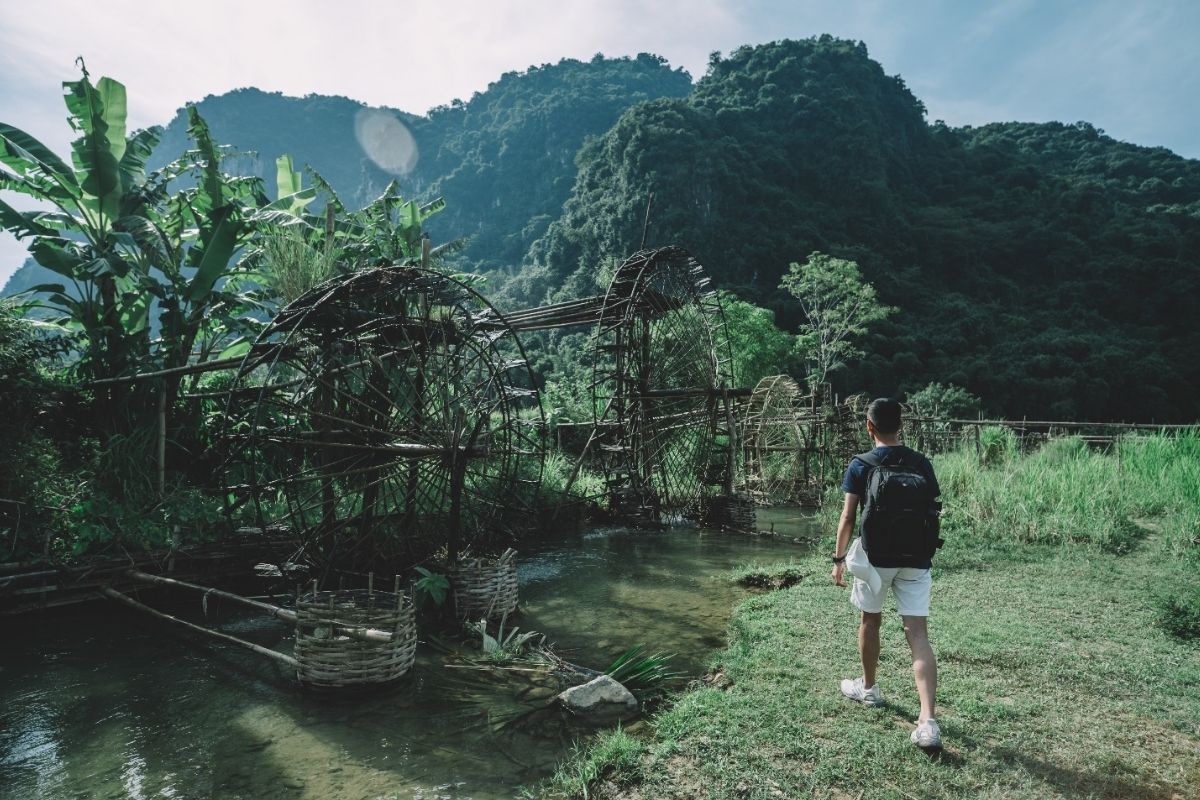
[63,75,123,225]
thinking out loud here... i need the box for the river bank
[547,435,1200,799]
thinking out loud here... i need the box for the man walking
[831,397,943,749]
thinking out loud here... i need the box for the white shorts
[851,567,932,616]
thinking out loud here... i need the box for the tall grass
[931,430,1200,638]
[934,431,1199,553]
[936,437,1137,552]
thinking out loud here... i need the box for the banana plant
[0,64,313,436]
[0,63,155,388]
[243,165,461,312]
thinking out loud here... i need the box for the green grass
[538,434,1200,799]
[540,726,642,799]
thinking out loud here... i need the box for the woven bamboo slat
[451,548,518,621]
[695,492,757,532]
[293,588,417,689]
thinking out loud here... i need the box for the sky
[2,0,1198,286]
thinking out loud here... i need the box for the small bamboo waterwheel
[222,266,546,573]
[739,375,807,506]
[590,247,734,521]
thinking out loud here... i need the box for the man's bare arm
[832,492,858,587]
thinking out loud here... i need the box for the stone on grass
[557,674,638,722]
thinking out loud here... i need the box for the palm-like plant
[0,63,310,438]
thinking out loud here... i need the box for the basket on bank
[294,586,417,689]
[452,548,518,621]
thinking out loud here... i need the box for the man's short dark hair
[867,397,902,435]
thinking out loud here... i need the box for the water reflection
[0,516,816,799]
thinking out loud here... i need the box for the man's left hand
[832,562,847,587]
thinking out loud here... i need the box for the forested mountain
[4,39,1197,421]
[519,38,1200,421]
[149,53,692,269]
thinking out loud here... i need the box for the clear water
[0,516,817,800]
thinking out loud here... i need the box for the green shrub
[0,301,77,559]
[907,381,983,418]
[978,425,1018,465]
[1154,591,1200,640]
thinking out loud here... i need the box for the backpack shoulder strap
[854,450,885,468]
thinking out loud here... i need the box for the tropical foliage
[0,66,311,435]
[906,381,983,418]
[0,67,313,554]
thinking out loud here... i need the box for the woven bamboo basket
[293,588,417,689]
[696,492,757,532]
[452,548,518,621]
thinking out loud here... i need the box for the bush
[0,302,77,559]
[978,425,1018,466]
[907,381,983,419]
[1154,592,1200,640]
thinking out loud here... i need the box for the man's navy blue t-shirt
[841,445,941,569]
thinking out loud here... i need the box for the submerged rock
[557,675,638,722]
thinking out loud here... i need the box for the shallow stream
[0,513,817,800]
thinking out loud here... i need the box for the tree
[780,252,894,389]
[907,381,983,419]
[718,290,801,387]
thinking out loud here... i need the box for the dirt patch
[736,569,804,591]
[691,669,733,691]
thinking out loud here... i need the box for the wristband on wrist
[831,554,846,564]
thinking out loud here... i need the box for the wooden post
[722,390,737,496]
[446,408,471,567]
[639,190,654,250]
[157,384,167,498]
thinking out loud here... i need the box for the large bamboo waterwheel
[739,375,807,505]
[590,247,733,521]
[222,266,545,572]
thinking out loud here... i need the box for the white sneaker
[911,718,942,749]
[839,677,883,706]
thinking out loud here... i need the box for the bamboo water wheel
[739,375,807,506]
[590,247,734,521]
[222,266,545,573]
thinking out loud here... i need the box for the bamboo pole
[85,348,277,386]
[102,587,300,669]
[125,570,395,643]
[157,385,167,498]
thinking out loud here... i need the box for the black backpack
[855,448,942,567]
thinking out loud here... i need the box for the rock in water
[557,675,638,722]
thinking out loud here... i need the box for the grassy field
[542,434,1200,800]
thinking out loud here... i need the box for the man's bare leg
[902,615,937,722]
[859,611,882,688]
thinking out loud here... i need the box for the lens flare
[354,109,419,175]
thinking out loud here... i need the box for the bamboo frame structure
[220,266,546,574]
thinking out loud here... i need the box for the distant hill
[4,40,1198,421]
[521,37,1200,421]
